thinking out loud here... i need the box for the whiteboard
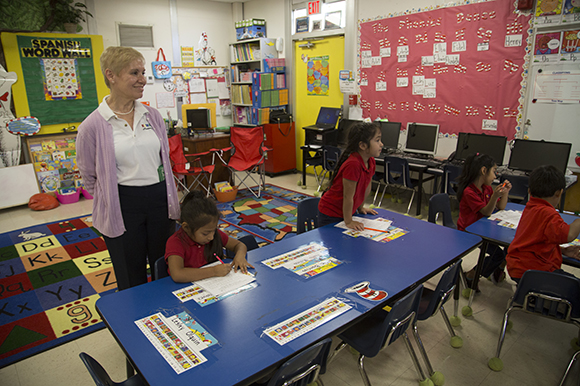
[523,62,580,172]
[0,163,40,209]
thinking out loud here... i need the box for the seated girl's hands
[496,180,512,196]
[346,220,365,232]
[562,245,580,260]
[213,263,232,277]
[359,207,378,216]
[232,256,255,274]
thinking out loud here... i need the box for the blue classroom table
[464,202,580,312]
[96,208,481,386]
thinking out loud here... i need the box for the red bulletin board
[358,1,532,139]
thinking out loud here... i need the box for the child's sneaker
[491,267,506,284]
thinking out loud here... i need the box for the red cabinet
[263,122,296,176]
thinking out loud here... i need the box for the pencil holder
[213,186,238,202]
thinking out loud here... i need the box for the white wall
[243,0,286,57]
[92,0,236,126]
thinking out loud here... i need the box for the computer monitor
[379,121,401,151]
[508,139,572,174]
[404,122,439,156]
[336,119,360,146]
[455,132,507,165]
[186,108,211,133]
[316,107,342,127]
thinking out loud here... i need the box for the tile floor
[0,172,579,386]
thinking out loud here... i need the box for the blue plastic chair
[417,261,464,349]
[154,256,169,280]
[80,352,146,386]
[500,174,529,204]
[316,146,342,192]
[559,350,580,386]
[442,163,462,196]
[385,156,418,214]
[225,234,261,259]
[297,197,320,234]
[333,285,440,386]
[265,337,333,386]
[488,270,580,372]
[428,193,456,229]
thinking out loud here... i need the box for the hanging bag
[151,48,172,79]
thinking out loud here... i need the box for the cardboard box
[236,19,267,41]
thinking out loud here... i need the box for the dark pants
[103,182,175,291]
[480,243,506,278]
[318,211,343,228]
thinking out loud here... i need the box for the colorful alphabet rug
[0,215,114,369]
[217,184,313,245]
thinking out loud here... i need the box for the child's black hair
[179,190,222,263]
[528,165,565,198]
[326,122,380,189]
[456,153,496,202]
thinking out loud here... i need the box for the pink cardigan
[76,105,180,238]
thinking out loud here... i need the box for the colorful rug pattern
[217,184,312,244]
[0,215,115,369]
[0,184,310,368]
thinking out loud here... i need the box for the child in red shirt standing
[506,165,580,283]
[318,122,382,230]
[456,153,512,285]
[165,190,253,283]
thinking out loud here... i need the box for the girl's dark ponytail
[456,153,496,201]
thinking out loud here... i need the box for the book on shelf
[252,88,288,108]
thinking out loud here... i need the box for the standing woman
[77,46,179,290]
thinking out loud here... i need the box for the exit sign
[308,1,321,15]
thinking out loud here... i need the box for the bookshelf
[230,38,288,126]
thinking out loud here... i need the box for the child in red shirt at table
[506,165,580,284]
[456,153,512,285]
[318,122,382,231]
[165,190,253,283]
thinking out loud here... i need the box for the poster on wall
[16,35,99,125]
[307,55,330,96]
[358,0,531,139]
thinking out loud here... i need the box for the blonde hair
[100,46,145,88]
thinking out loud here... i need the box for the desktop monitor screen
[336,119,360,146]
[404,123,439,155]
[508,139,572,174]
[379,121,401,150]
[186,108,211,131]
[455,132,507,165]
[316,107,341,126]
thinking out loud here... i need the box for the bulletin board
[358,0,532,139]
[1,32,109,134]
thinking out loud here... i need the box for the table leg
[302,148,307,186]
[126,358,134,378]
[465,241,487,314]
[415,170,424,216]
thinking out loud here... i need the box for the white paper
[452,40,466,52]
[189,78,206,93]
[505,34,523,47]
[421,56,434,66]
[398,55,407,63]
[190,93,207,103]
[361,57,372,68]
[477,42,489,51]
[376,81,387,91]
[380,47,391,57]
[205,79,219,99]
[397,77,409,87]
[412,75,425,86]
[207,98,220,115]
[371,56,382,66]
[397,46,409,56]
[489,210,522,228]
[156,92,175,108]
[532,73,580,103]
[482,119,498,131]
[218,82,230,99]
[194,262,256,297]
[361,50,372,58]
[445,54,460,66]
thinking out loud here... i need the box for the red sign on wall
[308,1,321,15]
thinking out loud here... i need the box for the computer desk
[96,208,481,386]
[464,202,580,313]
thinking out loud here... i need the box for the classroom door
[294,35,345,175]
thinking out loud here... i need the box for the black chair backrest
[154,257,169,280]
[443,163,462,195]
[500,174,529,203]
[428,193,456,229]
[385,156,411,186]
[80,352,145,386]
[297,197,321,234]
[323,146,342,172]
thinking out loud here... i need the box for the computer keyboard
[404,156,441,168]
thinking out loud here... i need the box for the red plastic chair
[168,135,215,199]
[213,126,271,198]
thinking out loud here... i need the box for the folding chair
[214,126,271,198]
[168,135,215,199]
[333,285,443,386]
[265,337,332,386]
[79,352,146,386]
[488,270,580,372]
[316,146,342,192]
[297,197,320,234]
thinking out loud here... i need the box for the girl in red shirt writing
[318,122,383,231]
[456,153,511,285]
[165,190,253,283]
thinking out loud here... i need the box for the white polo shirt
[98,97,163,186]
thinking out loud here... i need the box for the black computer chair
[265,337,333,386]
[488,270,580,372]
[154,256,169,280]
[333,285,443,386]
[80,352,146,386]
[297,197,320,234]
[385,156,419,214]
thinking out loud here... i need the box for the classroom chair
[79,352,146,386]
[499,174,529,204]
[384,156,419,214]
[417,261,464,348]
[214,126,271,198]
[297,197,320,234]
[224,234,260,259]
[559,350,580,386]
[488,270,580,372]
[442,163,462,197]
[264,337,332,386]
[301,144,325,191]
[316,145,342,192]
[168,134,216,200]
[427,193,456,229]
[333,285,442,386]
[154,256,169,280]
